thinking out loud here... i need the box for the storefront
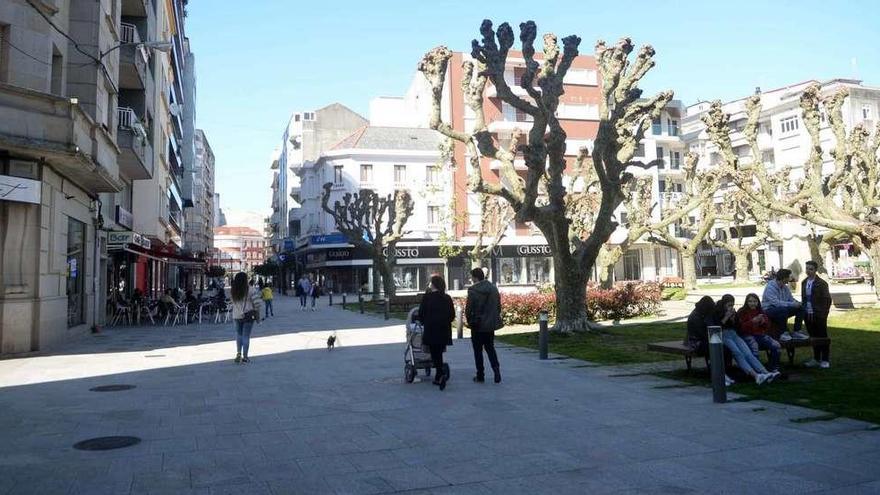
[488,244,553,287]
[106,230,153,304]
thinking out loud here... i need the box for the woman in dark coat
[417,274,455,390]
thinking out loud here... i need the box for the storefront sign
[492,244,552,257]
[383,246,422,258]
[115,205,133,229]
[310,233,348,245]
[0,175,41,204]
[283,238,295,252]
[326,248,353,261]
[107,231,151,250]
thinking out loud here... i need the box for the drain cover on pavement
[73,436,141,451]
[89,384,136,392]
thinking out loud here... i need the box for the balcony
[119,23,147,90]
[487,119,533,133]
[659,191,684,206]
[116,107,153,179]
[0,83,122,192]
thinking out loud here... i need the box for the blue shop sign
[310,233,348,245]
[282,238,295,251]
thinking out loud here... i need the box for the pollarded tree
[705,85,880,298]
[709,187,774,284]
[419,20,672,332]
[646,153,722,289]
[321,184,414,297]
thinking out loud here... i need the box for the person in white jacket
[230,272,263,364]
[761,268,808,342]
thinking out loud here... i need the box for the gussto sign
[492,244,552,257]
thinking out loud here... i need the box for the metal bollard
[328,291,333,306]
[538,310,549,360]
[342,293,347,309]
[384,298,390,320]
[708,325,727,403]
[359,293,364,314]
[456,303,464,339]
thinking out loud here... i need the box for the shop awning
[108,243,165,262]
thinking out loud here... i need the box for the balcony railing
[120,22,140,44]
[660,192,684,205]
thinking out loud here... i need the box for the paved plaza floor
[1,295,879,494]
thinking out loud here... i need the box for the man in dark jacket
[466,268,503,383]
[801,260,833,368]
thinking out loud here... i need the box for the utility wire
[5,37,50,65]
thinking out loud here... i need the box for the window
[426,166,440,185]
[619,212,628,226]
[670,151,681,169]
[667,118,679,136]
[0,24,9,83]
[674,183,683,193]
[294,114,301,122]
[562,68,598,86]
[635,143,645,157]
[333,165,343,185]
[303,112,315,121]
[498,257,523,285]
[394,164,406,185]
[658,179,666,192]
[527,258,551,284]
[656,146,665,168]
[67,217,86,327]
[427,205,441,226]
[862,105,873,121]
[359,164,373,184]
[467,193,481,231]
[761,150,775,165]
[652,117,662,135]
[780,115,799,134]
[50,45,63,95]
[622,249,642,281]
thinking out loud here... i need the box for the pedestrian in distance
[297,274,311,311]
[762,268,810,342]
[231,272,263,364]
[801,260,832,368]
[465,268,503,383]
[417,274,455,391]
[261,284,274,319]
[310,279,321,311]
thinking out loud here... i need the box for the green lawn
[498,309,880,424]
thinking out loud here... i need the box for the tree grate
[89,385,136,392]
[73,436,141,451]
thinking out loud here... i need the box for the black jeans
[429,345,445,376]
[805,313,830,361]
[471,331,499,376]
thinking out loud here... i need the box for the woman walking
[417,274,455,390]
[231,272,262,364]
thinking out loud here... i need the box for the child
[261,284,274,318]
[737,293,781,372]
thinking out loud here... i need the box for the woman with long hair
[737,293,781,372]
[231,272,262,364]
[713,294,778,385]
[417,274,455,390]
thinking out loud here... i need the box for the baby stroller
[404,308,449,383]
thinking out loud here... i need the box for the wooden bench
[832,276,864,284]
[647,337,831,372]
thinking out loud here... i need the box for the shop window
[67,217,86,327]
[527,257,551,284]
[497,257,523,285]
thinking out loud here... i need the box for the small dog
[327,333,336,350]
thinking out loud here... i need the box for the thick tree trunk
[681,251,697,290]
[868,243,880,302]
[375,259,396,298]
[733,252,751,284]
[598,264,614,290]
[371,259,382,296]
[551,255,591,333]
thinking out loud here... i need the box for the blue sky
[186,0,879,214]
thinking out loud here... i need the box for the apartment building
[184,129,214,257]
[210,226,267,275]
[294,126,447,293]
[683,78,880,280]
[0,0,201,356]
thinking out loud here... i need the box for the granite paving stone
[1,295,878,494]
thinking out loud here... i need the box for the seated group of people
[685,261,833,386]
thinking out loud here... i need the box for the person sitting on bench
[762,268,809,342]
[684,296,714,357]
[736,293,781,372]
[713,294,779,386]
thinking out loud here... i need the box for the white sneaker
[819,361,830,369]
[755,373,769,385]
[724,375,735,387]
[791,331,810,340]
[803,359,820,368]
[765,372,778,383]
[779,332,793,342]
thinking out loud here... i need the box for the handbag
[238,296,259,322]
